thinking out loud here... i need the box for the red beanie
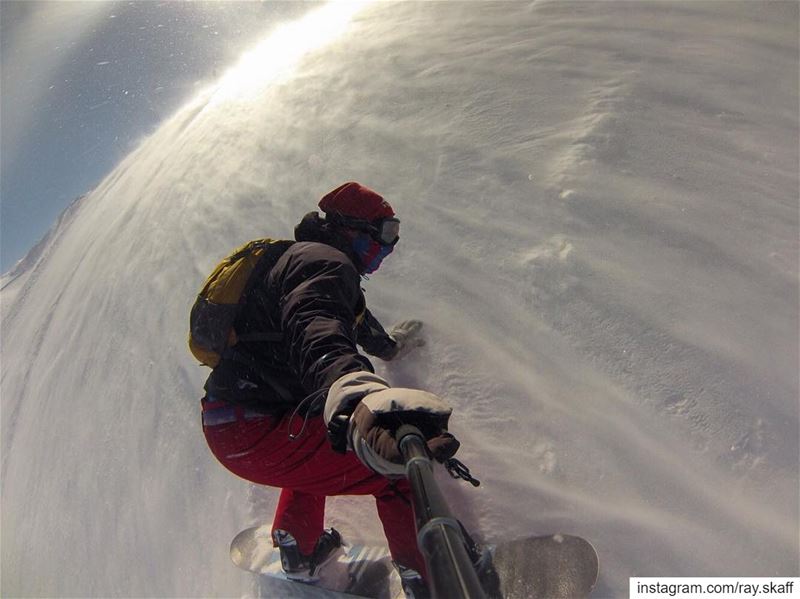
[318,182,395,222]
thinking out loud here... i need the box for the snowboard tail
[483,534,599,599]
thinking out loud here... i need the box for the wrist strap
[327,414,351,454]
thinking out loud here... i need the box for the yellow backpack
[188,239,293,367]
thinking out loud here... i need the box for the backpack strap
[245,239,294,297]
[220,239,297,405]
[236,239,295,343]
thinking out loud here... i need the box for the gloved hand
[324,371,460,477]
[386,320,425,360]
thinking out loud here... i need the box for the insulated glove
[324,371,460,477]
[386,320,425,360]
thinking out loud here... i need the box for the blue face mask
[352,233,394,274]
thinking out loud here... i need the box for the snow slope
[2,1,797,597]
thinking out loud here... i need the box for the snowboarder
[200,182,459,597]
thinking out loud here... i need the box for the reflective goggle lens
[377,218,400,245]
[328,213,400,246]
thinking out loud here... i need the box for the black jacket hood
[294,211,364,272]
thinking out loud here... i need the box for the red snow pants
[201,399,425,576]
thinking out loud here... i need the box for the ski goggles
[371,217,400,246]
[329,214,401,246]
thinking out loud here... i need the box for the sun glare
[210,0,372,104]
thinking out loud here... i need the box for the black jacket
[204,221,397,416]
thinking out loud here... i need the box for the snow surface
[2,1,798,597]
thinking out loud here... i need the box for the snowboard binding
[272,527,343,581]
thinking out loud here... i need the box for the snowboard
[482,533,599,599]
[231,525,599,599]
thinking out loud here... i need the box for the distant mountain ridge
[1,192,89,287]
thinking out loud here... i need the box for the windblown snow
[1,2,797,597]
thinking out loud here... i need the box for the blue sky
[0,0,318,273]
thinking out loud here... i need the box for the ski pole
[397,425,487,599]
